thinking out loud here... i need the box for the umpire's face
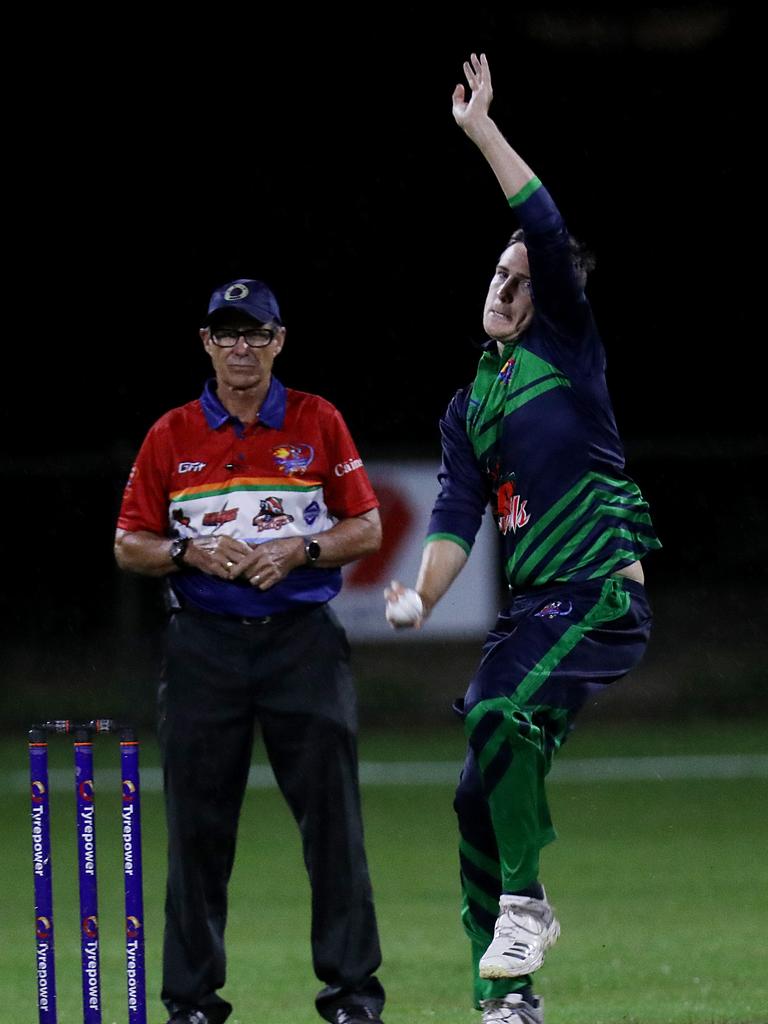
[200,316,285,394]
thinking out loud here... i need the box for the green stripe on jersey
[505,372,571,416]
[508,478,656,584]
[468,346,571,461]
[424,532,472,555]
[170,482,320,502]
[503,472,648,576]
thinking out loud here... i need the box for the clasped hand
[187,535,304,590]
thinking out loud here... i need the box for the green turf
[2,722,766,1023]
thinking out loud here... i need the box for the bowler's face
[482,243,534,344]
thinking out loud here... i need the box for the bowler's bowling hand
[384,580,425,629]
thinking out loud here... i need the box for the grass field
[1,719,766,1024]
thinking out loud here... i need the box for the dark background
[3,6,763,727]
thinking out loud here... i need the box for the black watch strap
[170,537,189,569]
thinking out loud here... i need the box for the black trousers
[158,603,385,1023]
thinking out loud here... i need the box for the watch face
[306,540,321,562]
[171,538,188,565]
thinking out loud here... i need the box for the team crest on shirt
[253,496,295,532]
[535,600,573,619]
[272,443,315,475]
[496,476,531,535]
[498,357,516,383]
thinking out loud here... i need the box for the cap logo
[224,284,250,302]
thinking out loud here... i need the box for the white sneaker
[478,891,560,978]
[480,992,544,1023]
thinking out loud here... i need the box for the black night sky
[6,7,750,450]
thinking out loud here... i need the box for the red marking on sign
[347,483,414,586]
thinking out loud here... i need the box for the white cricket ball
[386,588,424,626]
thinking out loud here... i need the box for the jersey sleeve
[320,406,379,519]
[116,419,173,535]
[510,180,603,373]
[425,388,492,554]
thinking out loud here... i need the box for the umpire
[114,278,386,1024]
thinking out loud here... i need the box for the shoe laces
[335,1008,378,1024]
[495,896,549,939]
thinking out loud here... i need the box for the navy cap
[206,278,282,326]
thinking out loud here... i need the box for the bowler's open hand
[452,52,493,133]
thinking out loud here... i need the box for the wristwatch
[169,537,189,569]
[304,538,321,565]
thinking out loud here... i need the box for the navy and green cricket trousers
[454,575,652,1007]
[158,602,384,1024]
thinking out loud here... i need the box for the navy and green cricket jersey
[427,178,660,588]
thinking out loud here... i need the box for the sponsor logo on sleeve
[178,461,207,473]
[334,457,363,477]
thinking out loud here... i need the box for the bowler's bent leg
[454,747,534,1009]
[458,577,652,994]
[463,577,651,892]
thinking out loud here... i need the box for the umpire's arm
[114,508,382,589]
[114,527,251,580]
[297,508,382,568]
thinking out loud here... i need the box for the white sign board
[331,461,499,640]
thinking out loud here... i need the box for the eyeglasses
[210,327,276,348]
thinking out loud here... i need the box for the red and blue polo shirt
[117,376,378,616]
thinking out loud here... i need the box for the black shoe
[333,1008,384,1024]
[166,1011,210,1024]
